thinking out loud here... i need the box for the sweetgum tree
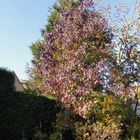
[29,0,84,93]
[35,0,115,116]
[29,1,140,139]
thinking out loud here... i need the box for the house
[13,72,24,92]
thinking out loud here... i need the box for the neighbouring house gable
[13,72,24,92]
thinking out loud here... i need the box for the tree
[35,0,114,116]
[28,0,140,139]
[106,0,140,92]
[29,0,84,93]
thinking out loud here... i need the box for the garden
[0,0,140,140]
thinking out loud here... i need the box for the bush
[0,68,59,140]
[75,92,140,140]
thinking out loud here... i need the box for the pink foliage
[36,0,114,116]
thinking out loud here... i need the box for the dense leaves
[0,68,59,140]
[28,0,140,139]
[35,0,115,116]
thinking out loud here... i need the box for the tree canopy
[29,0,140,139]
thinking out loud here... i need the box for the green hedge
[0,68,59,140]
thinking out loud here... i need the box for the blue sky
[0,0,135,80]
[0,0,55,79]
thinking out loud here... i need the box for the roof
[13,72,24,92]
